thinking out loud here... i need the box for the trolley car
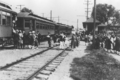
[16,12,56,35]
[0,1,16,46]
[0,1,16,38]
[16,12,73,35]
[56,23,73,35]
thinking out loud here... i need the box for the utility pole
[77,19,79,32]
[58,16,60,23]
[42,13,44,17]
[50,10,52,20]
[93,0,96,47]
[17,5,24,11]
[85,0,91,20]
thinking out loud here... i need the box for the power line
[52,16,60,23]
[17,5,24,11]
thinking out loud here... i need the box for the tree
[20,7,33,13]
[91,4,115,25]
[112,10,120,25]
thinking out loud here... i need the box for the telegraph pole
[17,5,24,11]
[50,10,52,20]
[77,19,79,32]
[42,13,44,17]
[58,16,60,23]
[85,0,91,20]
[93,0,96,47]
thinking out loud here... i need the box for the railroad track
[0,46,70,80]
[0,46,56,70]
[26,47,69,80]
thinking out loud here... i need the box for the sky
[1,0,120,29]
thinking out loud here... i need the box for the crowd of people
[11,29,82,50]
[70,33,80,49]
[92,32,120,51]
[12,29,78,49]
[12,30,41,49]
[14,29,120,51]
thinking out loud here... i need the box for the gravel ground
[0,49,62,80]
[0,42,49,67]
[48,41,88,80]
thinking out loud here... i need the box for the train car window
[45,26,47,29]
[44,25,46,29]
[36,23,39,29]
[1,11,6,25]
[2,12,6,15]
[6,12,11,25]
[0,12,1,25]
[47,26,48,29]
[51,26,53,29]
[39,23,41,29]
[25,20,30,28]
[6,16,10,25]
[43,25,44,29]
[50,26,53,29]
[1,11,11,26]
[39,24,41,29]
[53,26,55,29]
[52,26,54,29]
[46,26,48,29]
[49,25,51,29]
[6,13,10,16]
[2,15,6,25]
[41,24,43,29]
[47,25,49,29]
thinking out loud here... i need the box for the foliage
[70,49,120,80]
[112,10,120,25]
[91,4,116,25]
[20,7,33,13]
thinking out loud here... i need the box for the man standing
[47,32,51,47]
[38,32,41,45]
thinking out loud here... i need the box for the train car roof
[17,12,56,24]
[0,1,16,14]
[57,23,73,29]
[0,1,11,9]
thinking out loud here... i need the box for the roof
[0,0,11,9]
[17,12,30,17]
[0,1,16,14]
[98,23,107,27]
[83,17,100,23]
[17,12,55,24]
[56,23,73,29]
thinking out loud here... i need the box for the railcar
[0,1,16,46]
[0,1,16,38]
[16,12,56,36]
[56,23,73,35]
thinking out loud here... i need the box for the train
[16,12,73,36]
[0,1,73,46]
[0,1,16,38]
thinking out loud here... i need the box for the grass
[70,49,120,80]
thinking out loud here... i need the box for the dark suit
[47,35,51,47]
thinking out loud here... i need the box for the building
[83,17,100,34]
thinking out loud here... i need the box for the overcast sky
[1,0,120,29]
